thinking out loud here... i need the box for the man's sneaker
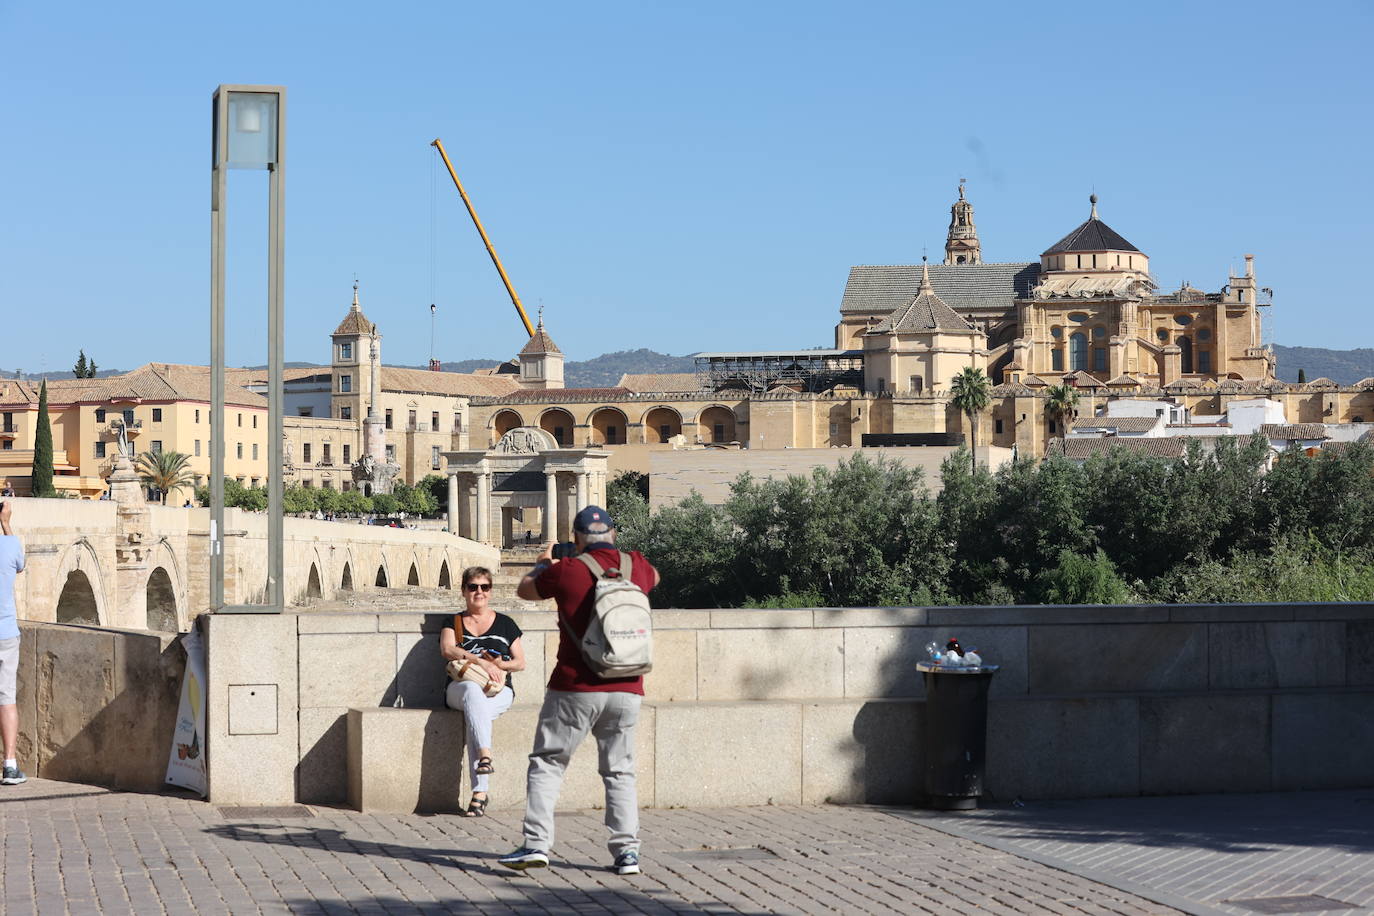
[613,851,641,876]
[1,765,26,785]
[497,847,549,871]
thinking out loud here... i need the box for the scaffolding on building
[694,349,865,393]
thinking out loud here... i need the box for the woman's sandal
[475,756,495,775]
[464,794,488,818]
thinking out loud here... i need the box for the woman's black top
[442,612,523,693]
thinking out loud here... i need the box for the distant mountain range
[7,345,1372,387]
[1272,346,1374,385]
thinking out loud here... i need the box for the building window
[385,409,393,430]
[1179,336,1194,374]
[1092,326,1106,339]
[1050,326,1062,339]
[453,412,462,431]
[298,407,314,417]
[322,443,332,465]
[195,409,200,423]
[712,424,725,442]
[339,374,352,393]
[95,408,106,422]
[431,411,439,430]
[340,406,351,420]
[303,443,312,464]
[252,415,257,429]
[124,409,135,424]
[1093,348,1107,372]
[1,441,9,450]
[995,418,1004,435]
[1052,349,1064,371]
[195,440,201,457]
[340,342,352,360]
[552,426,566,445]
[252,443,259,460]
[237,413,243,427]
[408,409,417,429]
[385,444,395,461]
[151,440,163,454]
[659,424,671,441]
[1157,328,1169,342]
[1199,350,1211,373]
[1049,420,1057,434]
[343,444,351,465]
[1069,333,1088,371]
[1198,328,1211,341]
[322,479,333,490]
[95,441,106,458]
[152,408,162,422]
[236,443,243,459]
[431,446,441,469]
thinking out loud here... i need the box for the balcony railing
[102,419,143,437]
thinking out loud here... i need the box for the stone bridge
[4,497,498,632]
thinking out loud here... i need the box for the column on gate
[447,473,459,534]
[476,470,490,545]
[575,470,588,511]
[543,468,559,542]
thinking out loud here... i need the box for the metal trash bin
[917,661,999,810]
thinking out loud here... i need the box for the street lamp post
[210,85,285,613]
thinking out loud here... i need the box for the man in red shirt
[498,506,659,876]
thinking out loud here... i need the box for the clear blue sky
[3,0,1370,374]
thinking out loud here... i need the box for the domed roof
[1043,195,1139,256]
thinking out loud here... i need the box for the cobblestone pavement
[0,779,1179,915]
[901,790,1374,916]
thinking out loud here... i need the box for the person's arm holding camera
[516,541,555,601]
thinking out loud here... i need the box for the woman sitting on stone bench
[440,566,526,817]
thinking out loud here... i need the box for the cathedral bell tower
[944,180,982,265]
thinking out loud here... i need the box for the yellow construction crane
[431,138,536,338]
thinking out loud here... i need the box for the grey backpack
[560,551,654,677]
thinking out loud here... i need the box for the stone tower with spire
[331,281,379,424]
[944,180,982,265]
[517,310,565,390]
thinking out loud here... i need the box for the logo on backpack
[560,551,653,678]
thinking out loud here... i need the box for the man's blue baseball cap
[573,505,615,533]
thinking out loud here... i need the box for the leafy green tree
[315,487,343,515]
[31,380,55,497]
[1044,384,1079,437]
[607,471,650,540]
[949,367,992,473]
[371,492,399,516]
[396,480,437,516]
[337,489,371,516]
[617,491,739,608]
[283,485,318,514]
[134,449,196,504]
[1037,548,1134,604]
[418,474,448,514]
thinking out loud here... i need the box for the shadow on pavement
[202,823,490,869]
[908,789,1374,854]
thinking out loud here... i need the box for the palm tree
[949,367,992,472]
[1044,384,1080,439]
[135,449,196,505]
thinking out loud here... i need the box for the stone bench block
[985,696,1140,800]
[346,708,466,814]
[655,702,800,807]
[801,699,921,805]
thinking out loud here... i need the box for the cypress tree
[32,379,55,497]
[1297,368,1307,384]
[74,351,88,378]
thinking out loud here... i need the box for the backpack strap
[575,550,631,580]
[575,553,606,579]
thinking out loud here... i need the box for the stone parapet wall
[203,602,1374,811]
[13,621,184,793]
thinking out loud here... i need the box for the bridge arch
[145,539,187,632]
[54,539,108,626]
[438,559,452,589]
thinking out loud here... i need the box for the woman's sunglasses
[465,582,492,593]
